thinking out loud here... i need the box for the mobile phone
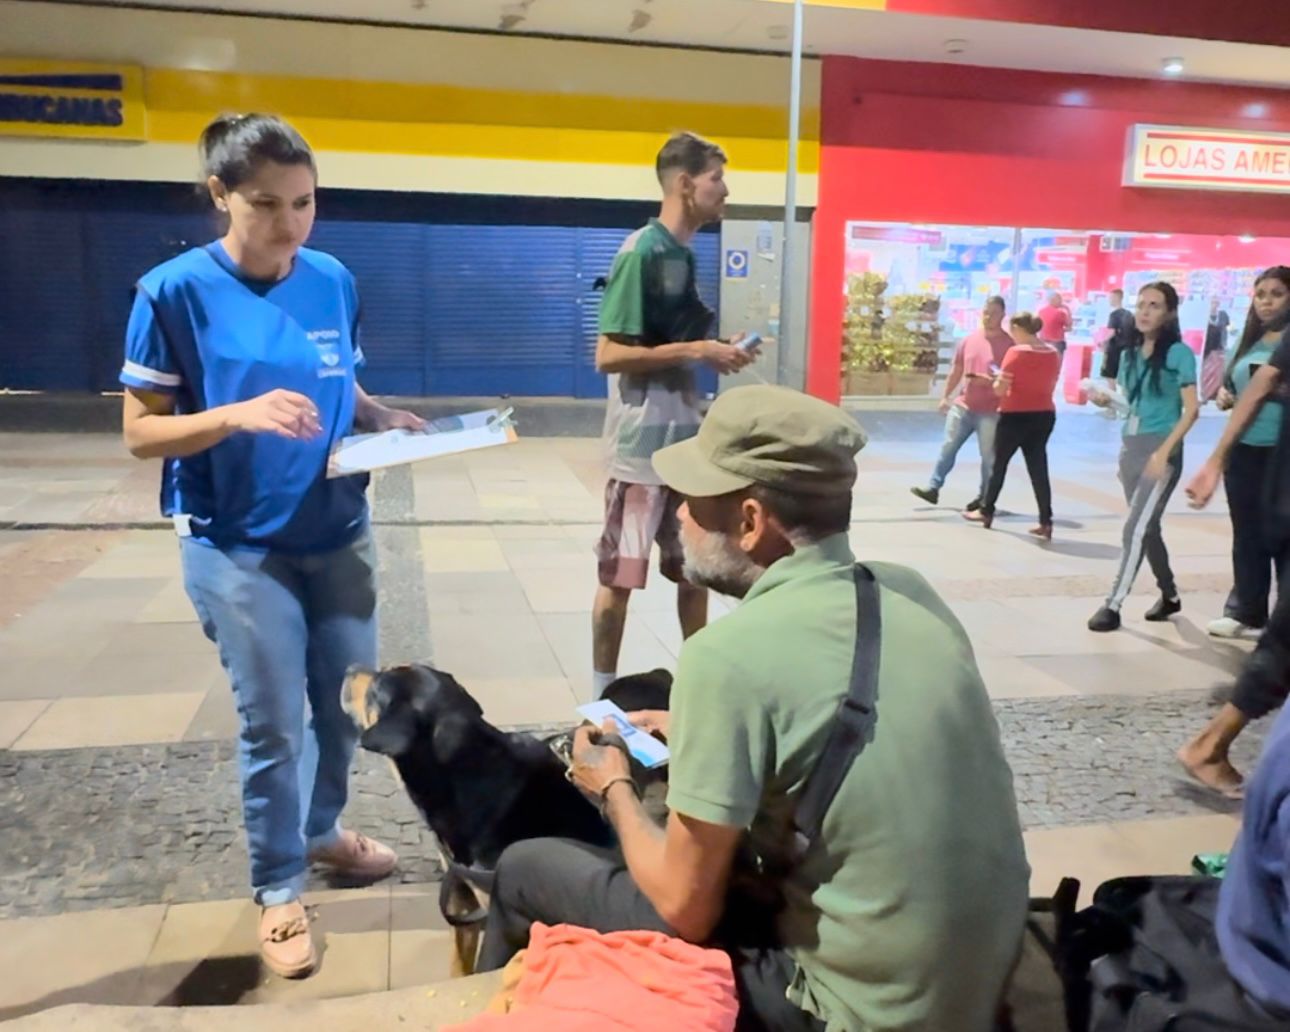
[737,332,763,353]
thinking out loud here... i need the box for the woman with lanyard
[1088,282,1199,633]
[963,312,1062,539]
[1178,267,1290,798]
[119,114,424,977]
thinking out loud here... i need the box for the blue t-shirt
[120,242,369,553]
[1218,702,1290,1015]
[1228,341,1283,448]
[1117,341,1197,437]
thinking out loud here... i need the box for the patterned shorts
[595,480,685,590]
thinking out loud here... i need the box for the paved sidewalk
[0,409,1265,1019]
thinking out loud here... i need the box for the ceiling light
[1239,235,1257,244]
[943,38,968,55]
[1161,57,1184,76]
[767,24,789,40]
[1059,90,1088,106]
[1243,102,1269,117]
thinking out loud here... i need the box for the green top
[1117,341,1196,437]
[667,535,1030,1031]
[1229,341,1282,448]
[597,219,713,485]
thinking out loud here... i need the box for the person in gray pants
[1088,282,1200,633]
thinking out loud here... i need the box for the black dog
[343,663,671,869]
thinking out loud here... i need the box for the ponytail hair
[1010,312,1043,336]
[198,113,315,194]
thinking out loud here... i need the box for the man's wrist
[601,777,639,818]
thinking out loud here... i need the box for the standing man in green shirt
[482,385,1031,1031]
[591,131,755,700]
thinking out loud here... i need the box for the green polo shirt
[667,534,1029,1032]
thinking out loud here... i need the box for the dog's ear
[438,670,484,718]
[431,711,484,765]
[359,707,418,757]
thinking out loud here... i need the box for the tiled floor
[0,408,1271,1021]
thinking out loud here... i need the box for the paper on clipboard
[327,408,517,478]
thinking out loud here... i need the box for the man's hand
[1187,460,1223,509]
[570,722,633,800]
[937,396,953,415]
[696,340,754,375]
[628,710,671,741]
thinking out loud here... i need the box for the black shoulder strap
[787,563,881,865]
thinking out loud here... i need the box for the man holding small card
[480,386,1030,1032]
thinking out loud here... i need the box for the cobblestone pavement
[0,690,1261,919]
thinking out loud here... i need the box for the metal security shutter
[425,224,580,397]
[308,222,428,396]
[0,205,92,391]
[82,211,208,391]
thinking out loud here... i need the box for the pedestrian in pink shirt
[911,296,1015,512]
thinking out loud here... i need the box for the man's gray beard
[681,530,764,600]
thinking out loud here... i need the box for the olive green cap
[652,385,867,498]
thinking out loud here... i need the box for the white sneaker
[1207,617,1259,640]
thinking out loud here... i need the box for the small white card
[576,699,670,769]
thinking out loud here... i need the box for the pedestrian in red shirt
[965,313,1061,539]
[1037,291,1072,355]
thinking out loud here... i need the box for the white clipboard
[327,408,517,478]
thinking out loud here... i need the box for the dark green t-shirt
[667,536,1030,1031]
[597,219,713,484]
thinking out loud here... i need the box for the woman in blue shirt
[1179,267,1290,799]
[1206,267,1290,641]
[120,114,423,978]
[1088,282,1199,632]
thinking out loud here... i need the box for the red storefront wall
[807,58,1290,402]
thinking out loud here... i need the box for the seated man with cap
[478,385,1030,1032]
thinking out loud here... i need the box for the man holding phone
[911,295,1014,512]
[590,132,755,701]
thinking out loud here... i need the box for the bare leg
[1177,703,1249,798]
[677,581,708,640]
[592,585,632,676]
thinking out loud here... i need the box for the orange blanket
[448,923,738,1032]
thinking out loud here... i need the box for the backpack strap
[786,563,881,865]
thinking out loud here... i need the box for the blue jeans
[181,530,378,905]
[928,406,997,497]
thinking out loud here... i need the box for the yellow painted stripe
[760,0,886,8]
[143,69,819,173]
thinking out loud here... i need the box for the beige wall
[0,0,821,204]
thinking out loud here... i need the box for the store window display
[839,224,1290,400]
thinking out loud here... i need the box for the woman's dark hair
[1231,266,1290,367]
[1128,280,1183,394]
[1010,312,1044,336]
[199,113,315,192]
